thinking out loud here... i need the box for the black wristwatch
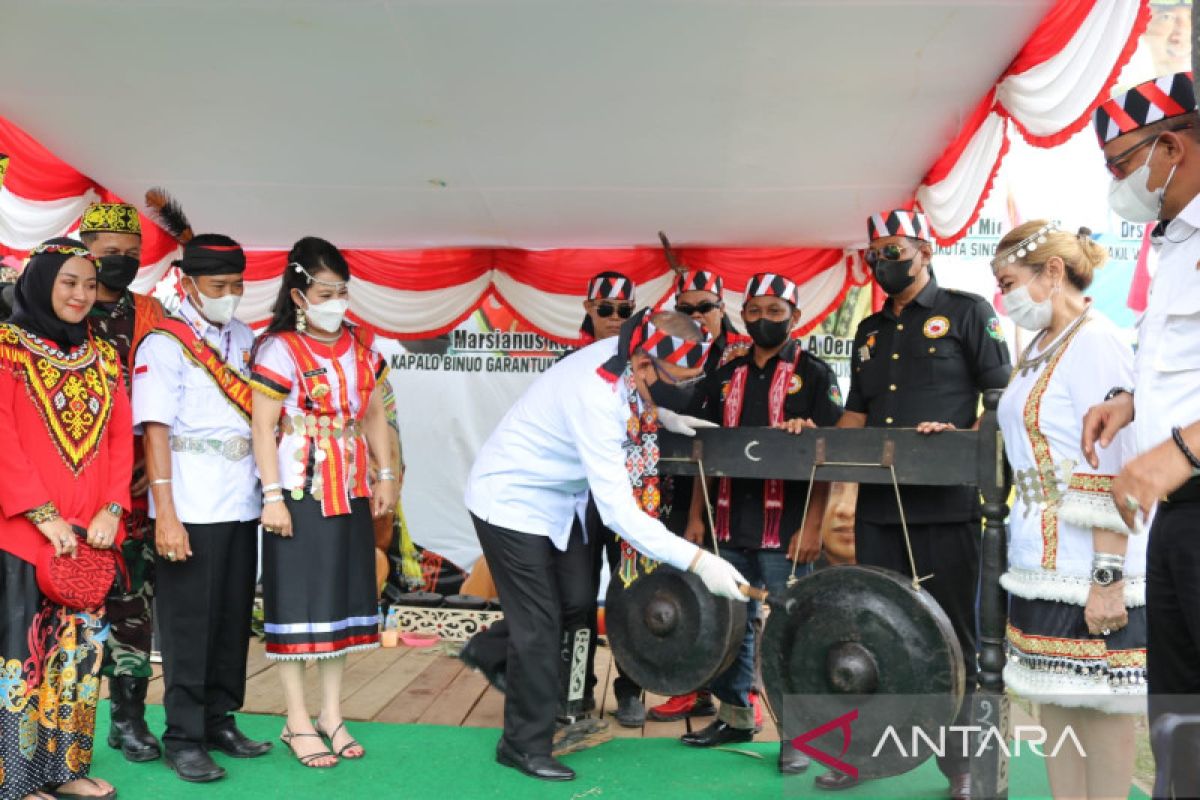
[1103,387,1133,402]
[1092,566,1124,586]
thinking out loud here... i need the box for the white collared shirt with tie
[465,337,699,571]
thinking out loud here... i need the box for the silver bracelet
[149,478,172,487]
[263,495,285,505]
[379,468,398,481]
[262,482,283,493]
[1092,552,1126,568]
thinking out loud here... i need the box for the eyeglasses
[653,360,705,389]
[1104,122,1197,179]
[596,302,635,319]
[864,243,912,266]
[675,301,721,316]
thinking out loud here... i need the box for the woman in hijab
[0,238,133,800]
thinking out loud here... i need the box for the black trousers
[855,519,980,777]
[155,519,258,752]
[1147,500,1200,797]
[585,497,641,703]
[471,514,595,755]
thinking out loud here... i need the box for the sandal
[51,778,116,799]
[315,719,365,759]
[280,726,338,768]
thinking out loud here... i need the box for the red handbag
[35,526,119,611]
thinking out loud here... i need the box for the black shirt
[846,277,1011,524]
[697,341,844,550]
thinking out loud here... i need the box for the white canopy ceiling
[1,0,1049,250]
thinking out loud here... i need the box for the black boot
[107,676,162,762]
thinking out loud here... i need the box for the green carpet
[89,706,1148,799]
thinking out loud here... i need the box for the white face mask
[1003,282,1053,332]
[188,278,241,325]
[304,297,348,332]
[1107,138,1177,223]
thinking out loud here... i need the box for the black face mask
[873,259,917,296]
[649,376,697,412]
[96,254,141,291]
[746,318,791,349]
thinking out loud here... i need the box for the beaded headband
[993,222,1059,267]
[291,261,347,289]
[32,242,94,260]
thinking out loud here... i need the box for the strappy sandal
[51,777,116,799]
[280,726,338,768]
[315,720,365,759]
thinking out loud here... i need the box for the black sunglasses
[676,301,721,316]
[864,243,912,266]
[596,302,634,319]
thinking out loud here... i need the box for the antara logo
[791,709,859,779]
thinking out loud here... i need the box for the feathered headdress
[144,187,194,244]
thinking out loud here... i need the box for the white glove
[689,550,750,602]
[657,407,720,437]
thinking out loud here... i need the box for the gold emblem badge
[923,316,950,339]
[311,384,330,399]
[787,374,803,395]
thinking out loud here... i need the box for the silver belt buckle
[221,437,251,461]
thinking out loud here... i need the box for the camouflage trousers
[101,515,156,679]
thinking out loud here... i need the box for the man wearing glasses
[825,210,1011,799]
[680,272,843,775]
[579,271,636,343]
[1083,72,1200,796]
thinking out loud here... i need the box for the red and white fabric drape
[917,0,1148,244]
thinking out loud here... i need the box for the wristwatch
[103,501,123,518]
[1103,386,1133,402]
[1091,565,1124,586]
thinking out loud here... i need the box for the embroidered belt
[169,435,252,461]
[279,414,363,440]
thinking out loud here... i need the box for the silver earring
[296,307,307,333]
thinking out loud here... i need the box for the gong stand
[656,390,1012,796]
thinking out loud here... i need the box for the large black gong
[762,565,964,780]
[606,565,747,697]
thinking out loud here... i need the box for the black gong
[762,565,964,780]
[396,591,444,608]
[606,565,747,697]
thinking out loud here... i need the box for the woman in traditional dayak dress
[249,237,400,769]
[0,239,132,800]
[994,221,1145,799]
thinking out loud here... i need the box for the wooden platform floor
[133,638,779,741]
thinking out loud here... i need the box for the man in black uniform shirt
[680,272,844,774]
[828,210,1011,799]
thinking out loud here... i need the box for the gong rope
[696,458,720,560]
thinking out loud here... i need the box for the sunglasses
[653,360,705,389]
[596,302,635,319]
[864,243,912,266]
[676,301,721,316]
[1104,122,1197,179]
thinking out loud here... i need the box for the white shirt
[132,297,260,524]
[465,338,699,571]
[1136,194,1200,453]
[997,312,1145,605]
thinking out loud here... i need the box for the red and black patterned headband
[744,272,800,307]
[867,209,932,243]
[674,269,722,297]
[31,241,94,261]
[588,272,635,301]
[629,315,712,369]
[1095,72,1196,145]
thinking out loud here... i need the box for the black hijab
[10,238,95,348]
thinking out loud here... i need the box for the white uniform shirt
[1135,195,1200,453]
[132,297,260,524]
[997,313,1145,606]
[465,338,699,571]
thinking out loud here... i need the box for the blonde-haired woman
[994,221,1144,799]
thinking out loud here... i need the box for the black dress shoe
[679,719,754,748]
[814,771,859,791]
[459,638,507,695]
[612,695,646,728]
[948,772,971,799]
[164,746,227,783]
[205,725,273,758]
[107,676,162,762]
[495,739,576,781]
[778,741,810,774]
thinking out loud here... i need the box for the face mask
[304,298,349,332]
[188,278,240,325]
[1002,282,1053,332]
[96,254,140,291]
[746,318,791,349]
[874,259,917,296]
[649,378,696,413]
[1107,138,1177,223]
